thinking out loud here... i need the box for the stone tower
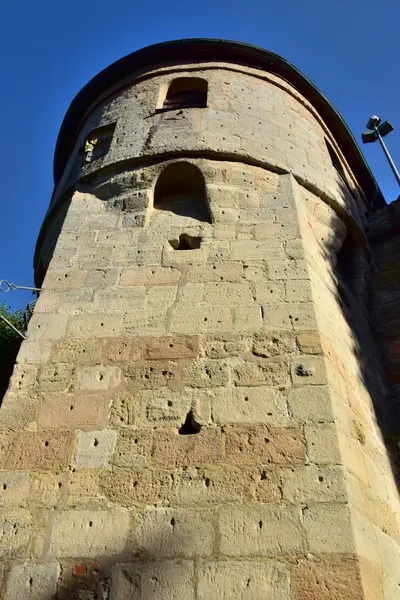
[0,39,399,599]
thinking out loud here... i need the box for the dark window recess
[154,162,211,223]
[325,139,347,183]
[179,411,202,435]
[163,78,207,110]
[82,123,116,163]
[169,234,202,250]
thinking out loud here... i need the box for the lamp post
[362,115,400,187]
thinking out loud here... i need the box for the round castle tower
[1,40,399,599]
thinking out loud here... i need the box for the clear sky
[1,0,399,309]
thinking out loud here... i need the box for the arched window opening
[82,123,116,163]
[162,78,208,110]
[153,163,211,223]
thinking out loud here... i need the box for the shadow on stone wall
[329,177,400,492]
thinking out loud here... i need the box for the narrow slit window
[162,78,208,110]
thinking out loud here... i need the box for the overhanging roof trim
[54,38,384,207]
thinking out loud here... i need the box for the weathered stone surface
[291,556,365,600]
[51,508,129,557]
[4,562,60,600]
[74,429,117,468]
[7,431,75,470]
[110,560,194,600]
[219,504,304,556]
[224,425,305,465]
[198,560,290,600]
[153,427,222,468]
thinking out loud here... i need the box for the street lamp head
[366,115,381,130]
[362,130,378,144]
[378,120,394,137]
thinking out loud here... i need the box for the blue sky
[1,0,399,309]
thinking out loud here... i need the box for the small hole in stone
[318,475,324,482]
[93,439,99,447]
[170,518,176,526]
[264,438,270,444]
[169,343,174,348]
[69,406,74,411]
[258,520,263,529]
[99,373,104,381]
[204,317,208,322]
[179,410,202,435]
[2,484,7,490]
[244,396,249,402]
[169,234,202,250]
[205,478,211,488]
[134,439,138,444]
[89,521,93,527]
[58,482,62,488]
[29,577,33,586]
[44,441,49,447]
[260,471,267,481]
[167,400,173,407]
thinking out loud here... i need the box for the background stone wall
[0,62,399,599]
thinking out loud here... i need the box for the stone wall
[0,60,399,599]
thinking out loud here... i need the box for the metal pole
[374,127,400,186]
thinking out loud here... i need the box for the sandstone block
[147,285,177,307]
[205,335,248,358]
[169,305,232,333]
[76,366,121,391]
[232,358,290,387]
[110,560,194,600]
[255,281,285,303]
[181,360,229,388]
[37,363,75,393]
[281,465,347,503]
[0,471,29,507]
[204,283,253,305]
[198,560,290,600]
[262,304,291,330]
[212,387,289,426]
[303,504,356,553]
[125,360,180,390]
[4,562,60,600]
[224,425,305,466]
[305,423,341,464]
[291,356,327,386]
[112,430,153,468]
[219,504,304,556]
[104,338,145,362]
[231,240,284,261]
[38,393,106,429]
[52,339,104,364]
[291,555,365,600]
[16,341,53,364]
[137,388,210,428]
[43,270,87,290]
[287,386,334,422]
[0,510,33,558]
[296,331,324,354]
[74,429,117,468]
[27,314,69,341]
[123,308,167,335]
[132,507,215,557]
[29,471,63,507]
[68,470,100,506]
[285,279,313,302]
[145,335,200,360]
[252,331,296,357]
[153,427,222,468]
[186,262,243,283]
[68,314,122,338]
[93,287,147,312]
[8,431,75,470]
[50,508,129,557]
[233,305,262,331]
[109,390,138,428]
[120,266,182,286]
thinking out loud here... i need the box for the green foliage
[0,302,29,400]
